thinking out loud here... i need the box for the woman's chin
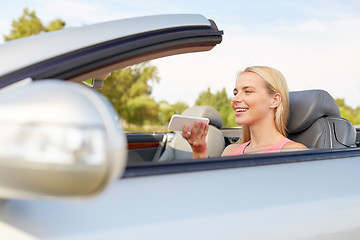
[235,118,247,125]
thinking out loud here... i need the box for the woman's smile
[234,106,249,116]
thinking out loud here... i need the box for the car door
[127,133,169,165]
[2,149,360,239]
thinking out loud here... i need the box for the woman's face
[232,72,276,126]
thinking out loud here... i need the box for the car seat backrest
[158,106,225,161]
[181,106,223,129]
[287,89,356,148]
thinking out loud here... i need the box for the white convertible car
[0,14,360,240]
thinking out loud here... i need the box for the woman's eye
[233,91,238,96]
[245,90,252,94]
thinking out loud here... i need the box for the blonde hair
[238,66,290,143]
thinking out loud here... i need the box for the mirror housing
[0,80,127,199]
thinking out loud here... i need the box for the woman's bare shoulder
[222,143,242,156]
[283,141,308,150]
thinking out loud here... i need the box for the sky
[1,0,360,107]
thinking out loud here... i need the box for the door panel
[2,155,360,239]
[126,133,167,165]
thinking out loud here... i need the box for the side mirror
[0,80,127,199]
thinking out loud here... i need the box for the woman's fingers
[182,121,209,144]
[201,123,209,140]
[191,121,201,137]
[182,125,190,139]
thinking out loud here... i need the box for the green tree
[195,87,236,127]
[356,107,360,126]
[172,101,189,115]
[46,18,66,32]
[99,62,160,125]
[195,88,213,106]
[4,8,65,41]
[158,100,189,125]
[126,95,159,125]
[158,101,173,124]
[336,98,360,125]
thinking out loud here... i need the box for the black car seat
[158,106,225,161]
[287,89,356,148]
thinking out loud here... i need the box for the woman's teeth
[236,108,248,112]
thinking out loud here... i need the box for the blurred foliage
[158,100,189,125]
[195,87,236,127]
[335,98,360,126]
[3,8,65,41]
[98,63,189,126]
[99,63,160,125]
[126,95,159,125]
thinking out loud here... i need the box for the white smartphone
[168,114,210,131]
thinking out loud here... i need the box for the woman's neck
[248,117,284,148]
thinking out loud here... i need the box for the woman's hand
[182,121,209,159]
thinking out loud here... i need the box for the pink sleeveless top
[229,137,293,156]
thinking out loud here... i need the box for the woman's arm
[182,121,209,159]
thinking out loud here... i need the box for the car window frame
[0,21,223,88]
[123,147,360,178]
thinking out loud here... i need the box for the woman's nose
[232,93,242,103]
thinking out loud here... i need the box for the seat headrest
[182,106,223,129]
[287,89,340,134]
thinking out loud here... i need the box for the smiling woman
[181,66,307,158]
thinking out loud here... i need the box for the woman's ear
[270,93,281,109]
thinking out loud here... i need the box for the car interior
[157,106,225,161]
[126,89,359,166]
[287,89,357,148]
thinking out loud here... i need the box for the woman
[182,66,307,159]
